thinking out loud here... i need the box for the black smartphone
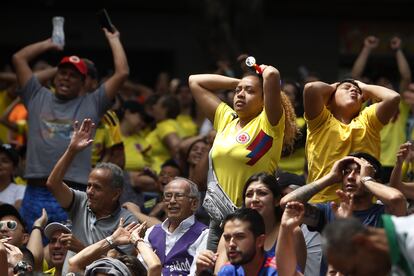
[96,9,114,33]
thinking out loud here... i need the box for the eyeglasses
[0,220,18,231]
[163,192,193,202]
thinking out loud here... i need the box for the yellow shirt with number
[306,104,383,203]
[212,103,285,207]
[146,119,185,173]
[380,101,409,167]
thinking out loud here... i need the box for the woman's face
[244,180,277,217]
[233,76,263,119]
[187,141,208,166]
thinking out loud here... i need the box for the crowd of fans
[0,23,413,276]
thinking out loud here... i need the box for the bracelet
[32,226,43,233]
[134,238,144,248]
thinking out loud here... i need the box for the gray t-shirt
[62,189,137,274]
[20,76,111,184]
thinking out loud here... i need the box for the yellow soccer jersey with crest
[306,104,383,203]
[211,102,285,207]
[146,119,186,173]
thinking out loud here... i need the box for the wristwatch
[13,261,30,274]
[105,236,115,248]
[361,176,375,184]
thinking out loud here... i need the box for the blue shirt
[218,252,278,276]
[308,203,385,233]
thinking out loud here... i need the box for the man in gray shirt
[12,26,129,229]
[46,118,136,273]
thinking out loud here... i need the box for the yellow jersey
[306,104,383,203]
[176,114,198,137]
[146,119,185,173]
[91,111,123,166]
[212,103,285,207]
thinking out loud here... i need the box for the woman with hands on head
[189,60,297,250]
[304,78,400,203]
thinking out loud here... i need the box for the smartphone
[96,9,114,33]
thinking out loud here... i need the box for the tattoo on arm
[285,183,325,203]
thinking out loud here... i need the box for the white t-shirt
[0,183,26,205]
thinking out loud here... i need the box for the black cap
[0,204,27,231]
[0,144,19,166]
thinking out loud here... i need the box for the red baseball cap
[58,55,88,77]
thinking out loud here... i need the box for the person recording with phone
[12,16,129,233]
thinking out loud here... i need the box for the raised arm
[12,39,62,88]
[68,219,139,272]
[102,27,129,100]
[356,158,406,216]
[356,80,400,124]
[27,209,48,272]
[391,37,412,93]
[390,142,414,200]
[280,157,356,207]
[351,36,379,80]
[303,81,337,120]
[276,201,305,276]
[188,74,240,122]
[262,65,283,125]
[46,119,95,209]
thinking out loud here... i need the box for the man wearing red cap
[11,26,129,230]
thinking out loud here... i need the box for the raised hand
[331,189,354,218]
[103,26,120,40]
[68,119,95,152]
[396,142,412,165]
[364,36,379,50]
[329,156,357,183]
[196,250,217,274]
[390,36,401,51]
[110,218,140,246]
[130,221,148,244]
[353,157,375,178]
[59,233,85,253]
[281,201,305,230]
[33,208,48,229]
[3,242,24,267]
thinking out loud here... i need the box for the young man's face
[0,215,28,247]
[49,230,68,267]
[222,219,262,265]
[341,162,372,199]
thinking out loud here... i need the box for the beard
[229,247,257,266]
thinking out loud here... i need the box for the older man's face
[86,168,120,214]
[163,180,196,223]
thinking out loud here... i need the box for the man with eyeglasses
[143,177,209,275]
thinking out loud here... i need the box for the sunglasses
[0,220,18,231]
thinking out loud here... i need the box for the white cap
[43,222,71,239]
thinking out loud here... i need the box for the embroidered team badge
[236,132,250,144]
